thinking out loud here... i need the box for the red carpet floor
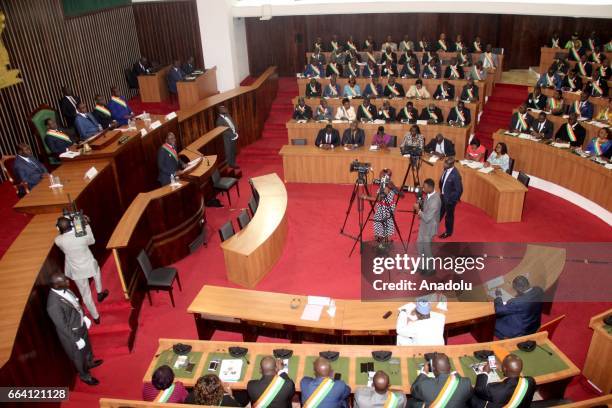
[0,78,610,406]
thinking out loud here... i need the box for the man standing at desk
[494,276,543,339]
[75,102,102,141]
[182,56,196,75]
[217,106,240,169]
[157,132,185,186]
[133,57,152,76]
[13,143,48,194]
[438,157,462,239]
[301,357,351,408]
[108,86,134,126]
[59,86,81,128]
[167,59,185,96]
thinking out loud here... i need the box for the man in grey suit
[354,370,406,408]
[216,105,239,169]
[409,354,472,408]
[47,273,103,385]
[414,179,441,275]
[54,216,108,324]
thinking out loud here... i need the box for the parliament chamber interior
[0,0,611,407]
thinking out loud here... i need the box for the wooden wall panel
[0,0,140,161]
[133,0,204,68]
[245,13,612,76]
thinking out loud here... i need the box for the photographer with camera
[361,169,402,246]
[414,179,441,275]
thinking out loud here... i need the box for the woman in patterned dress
[361,169,402,245]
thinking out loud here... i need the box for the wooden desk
[538,47,612,74]
[583,308,612,394]
[279,145,526,223]
[220,173,288,288]
[177,66,219,110]
[520,109,604,150]
[291,96,480,128]
[179,127,225,200]
[107,180,204,300]
[286,120,471,160]
[138,65,171,103]
[143,333,578,399]
[492,130,612,212]
[532,87,608,117]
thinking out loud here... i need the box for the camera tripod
[340,171,373,241]
[396,154,433,244]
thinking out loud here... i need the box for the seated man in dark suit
[167,60,185,95]
[45,118,76,154]
[383,76,405,98]
[182,56,196,75]
[293,97,313,121]
[470,354,536,408]
[247,356,295,408]
[433,81,455,101]
[567,92,594,119]
[301,357,350,408]
[74,102,102,141]
[460,78,479,103]
[92,94,116,129]
[555,112,586,147]
[425,133,456,157]
[525,86,547,110]
[107,86,134,126]
[409,353,472,408]
[447,101,471,126]
[157,132,185,186]
[305,78,322,98]
[419,103,443,124]
[529,111,554,139]
[341,121,365,147]
[508,104,533,133]
[315,124,341,147]
[13,143,48,193]
[444,58,464,79]
[494,276,544,339]
[133,57,152,76]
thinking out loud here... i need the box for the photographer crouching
[361,169,403,248]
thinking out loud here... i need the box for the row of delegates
[465,138,513,173]
[547,55,611,87]
[554,31,612,61]
[525,88,602,119]
[539,63,610,94]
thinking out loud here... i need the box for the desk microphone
[537,344,553,356]
[183,147,210,166]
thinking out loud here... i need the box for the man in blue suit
[438,157,463,239]
[74,103,102,141]
[567,92,594,120]
[157,132,185,186]
[301,357,350,408]
[167,60,185,95]
[13,143,48,194]
[107,86,133,126]
[494,276,544,339]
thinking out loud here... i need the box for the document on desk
[219,359,243,382]
[487,288,512,304]
[551,142,570,149]
[478,166,494,174]
[486,276,505,290]
[301,304,324,321]
[59,151,80,159]
[307,296,331,306]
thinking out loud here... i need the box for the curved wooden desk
[492,130,612,211]
[520,109,602,150]
[220,173,288,288]
[534,87,607,116]
[107,179,205,300]
[279,145,527,223]
[583,308,612,394]
[538,47,612,74]
[177,66,218,110]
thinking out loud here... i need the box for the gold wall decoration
[0,11,22,89]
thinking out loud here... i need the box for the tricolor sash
[309,84,318,94]
[571,47,581,63]
[385,67,395,77]
[455,42,463,51]
[46,129,72,143]
[303,378,334,408]
[401,41,410,51]
[329,63,339,76]
[450,65,460,78]
[459,54,467,64]
[253,375,286,408]
[415,87,423,98]
[517,114,528,130]
[384,51,393,62]
[455,107,465,123]
[438,40,447,51]
[545,74,554,87]
[297,105,306,114]
[331,41,338,51]
[549,98,560,111]
[348,65,357,77]
[430,375,460,408]
[387,84,400,96]
[467,88,474,100]
[419,41,427,50]
[406,65,416,76]
[426,65,436,77]
[430,111,439,121]
[573,100,581,115]
[365,40,371,48]
[95,104,111,116]
[474,42,482,52]
[484,52,495,68]
[566,125,577,142]
[327,84,338,96]
[361,105,373,120]
[381,109,390,119]
[111,96,128,109]
[588,39,595,51]
[593,139,603,155]
[599,66,606,77]
[367,52,377,64]
[567,76,576,89]
[592,81,603,96]
[346,86,357,97]
[153,384,175,403]
[503,377,529,408]
[592,53,601,64]
[347,41,357,51]
[473,68,483,81]
[311,65,321,76]
[368,83,379,96]
[383,392,401,408]
[578,62,587,76]
[439,85,448,98]
[317,106,327,116]
[162,143,178,161]
[551,38,559,48]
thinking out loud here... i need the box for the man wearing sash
[397,101,419,124]
[380,46,398,65]
[381,35,398,52]
[377,100,396,123]
[418,36,430,52]
[45,118,76,154]
[457,48,472,67]
[326,61,343,78]
[92,95,115,129]
[555,113,586,147]
[529,112,553,140]
[74,102,102,141]
[357,96,378,122]
[469,61,487,81]
[248,356,295,408]
[354,370,406,408]
[343,58,361,78]
[304,57,324,78]
[433,81,455,101]
[409,354,472,408]
[301,357,351,408]
[400,58,420,79]
[293,97,313,121]
[435,33,448,52]
[363,59,380,78]
[567,92,594,119]
[525,86,547,110]
[157,132,185,185]
[470,355,536,408]
[450,34,464,52]
[478,44,498,69]
[362,35,375,51]
[313,37,324,53]
[564,33,582,57]
[573,54,592,78]
[399,35,414,53]
[345,35,358,53]
[509,105,533,133]
[329,35,340,52]
[383,77,405,98]
[586,71,609,98]
[107,86,133,126]
[311,48,326,66]
[597,56,611,79]
[363,77,383,99]
[550,32,561,48]
[342,120,365,147]
[585,128,612,157]
[381,59,398,78]
[471,36,483,53]
[419,103,443,124]
[561,70,582,92]
[444,58,464,79]
[447,101,471,126]
[323,75,342,98]
[422,57,441,79]
[315,98,334,121]
[343,76,362,98]
[536,68,561,90]
[460,79,479,103]
[546,90,565,116]
[306,78,322,98]
[586,31,600,52]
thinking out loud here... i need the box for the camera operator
[361,169,402,246]
[55,215,109,324]
[414,179,441,275]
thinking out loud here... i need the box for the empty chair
[237,209,251,230]
[517,171,530,187]
[212,169,239,206]
[291,138,307,145]
[136,250,181,307]
[248,196,258,216]
[218,220,235,242]
[506,157,515,175]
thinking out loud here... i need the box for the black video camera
[61,194,88,237]
[400,145,423,157]
[349,160,371,174]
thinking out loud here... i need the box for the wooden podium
[137,65,171,103]
[177,66,218,110]
[583,309,612,394]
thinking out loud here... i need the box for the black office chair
[291,138,307,145]
[136,250,181,307]
[517,171,530,187]
[506,157,515,175]
[388,135,397,148]
[212,169,239,206]
[248,196,258,216]
[237,209,251,230]
[218,221,235,242]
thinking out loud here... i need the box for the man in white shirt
[216,105,240,169]
[335,98,357,121]
[396,300,445,345]
[406,79,431,99]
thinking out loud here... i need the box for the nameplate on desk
[84,167,98,181]
[165,112,177,121]
[140,128,148,138]
[149,120,162,130]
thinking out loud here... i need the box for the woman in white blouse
[485,142,510,172]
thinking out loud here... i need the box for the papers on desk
[589,120,610,129]
[193,70,204,75]
[59,151,80,159]
[219,359,243,382]
[308,296,331,306]
[369,145,379,151]
[416,120,428,126]
[486,276,505,290]
[460,160,483,169]
[373,119,386,124]
[300,304,324,321]
[488,288,512,305]
[551,142,571,149]
[518,133,536,141]
[84,167,98,181]
[149,120,162,130]
[183,157,203,173]
[296,119,308,123]
[165,111,177,121]
[140,128,148,138]
[605,163,612,170]
[478,166,494,174]
[331,120,345,124]
[504,131,519,137]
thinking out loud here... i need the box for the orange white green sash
[577,62,587,76]
[430,375,460,408]
[459,54,467,64]
[455,42,463,51]
[365,40,371,48]
[162,143,178,161]
[253,375,286,408]
[368,83,378,96]
[401,41,411,51]
[309,84,318,94]
[403,107,413,120]
[303,378,334,408]
[474,42,482,52]
[517,113,528,130]
[406,65,416,76]
[455,107,465,123]
[592,53,601,64]
[387,84,400,96]
[311,65,320,76]
[367,52,377,63]
[429,111,438,121]
[331,41,338,51]
[573,100,581,115]
[153,384,175,403]
[111,96,127,109]
[567,76,576,89]
[473,68,483,80]
[592,81,603,96]
[415,87,423,98]
[549,98,560,111]
[327,84,338,96]
[484,53,495,68]
[566,124,577,142]
[385,66,395,77]
[329,64,339,75]
[381,109,390,119]
[599,66,606,76]
[348,65,357,77]
[467,88,474,100]
[317,106,327,116]
[450,65,460,78]
[384,51,393,62]
[419,41,427,50]
[383,392,401,408]
[438,40,447,51]
[347,41,357,51]
[544,74,555,87]
[439,85,448,98]
[588,39,595,51]
[593,139,603,155]
[361,105,373,120]
[95,104,111,116]
[426,65,436,77]
[503,377,529,408]
[346,86,357,97]
[46,129,72,143]
[571,47,581,63]
[297,105,306,114]
[551,38,559,48]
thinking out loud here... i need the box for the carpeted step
[88,322,131,349]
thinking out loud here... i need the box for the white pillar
[196,0,250,91]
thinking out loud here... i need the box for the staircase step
[97,301,132,313]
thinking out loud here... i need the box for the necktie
[539,122,544,132]
[67,96,77,109]
[351,131,356,143]
[326,133,331,144]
